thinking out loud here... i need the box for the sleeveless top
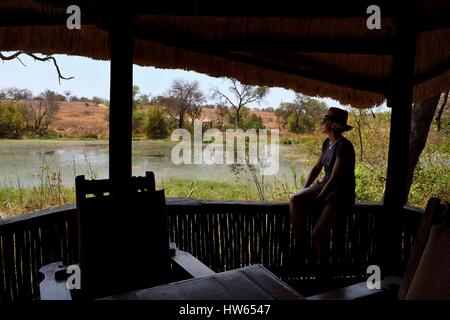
[320,137,356,195]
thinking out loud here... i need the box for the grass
[160,179,258,200]
[0,179,258,219]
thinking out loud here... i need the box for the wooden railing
[0,199,423,300]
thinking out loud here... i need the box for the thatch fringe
[1,0,450,108]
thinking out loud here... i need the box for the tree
[405,94,442,199]
[227,106,265,130]
[24,90,60,136]
[212,78,269,128]
[275,94,327,133]
[64,90,71,101]
[132,85,142,110]
[214,104,229,129]
[435,90,449,131]
[91,96,103,107]
[1,87,33,103]
[162,79,205,128]
[137,94,151,106]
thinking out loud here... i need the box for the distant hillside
[48,102,280,138]
[50,101,109,138]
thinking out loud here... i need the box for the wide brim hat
[323,107,353,131]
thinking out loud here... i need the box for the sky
[0,52,381,110]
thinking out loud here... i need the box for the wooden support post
[109,11,133,188]
[381,9,417,276]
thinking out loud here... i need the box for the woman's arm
[317,156,347,201]
[303,152,324,188]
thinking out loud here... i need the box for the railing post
[382,5,417,276]
[109,8,133,188]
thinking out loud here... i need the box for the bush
[408,156,450,207]
[132,110,147,135]
[354,165,385,202]
[146,106,169,139]
[0,103,26,138]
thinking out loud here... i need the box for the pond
[0,139,312,188]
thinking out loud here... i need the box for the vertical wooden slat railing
[0,200,422,300]
[0,205,78,300]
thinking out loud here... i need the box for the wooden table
[104,264,304,300]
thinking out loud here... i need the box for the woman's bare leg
[290,187,319,245]
[312,204,337,278]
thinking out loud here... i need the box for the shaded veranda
[0,0,450,299]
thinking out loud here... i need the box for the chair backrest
[399,198,449,299]
[404,223,450,300]
[76,171,170,298]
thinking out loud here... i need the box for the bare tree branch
[0,51,74,84]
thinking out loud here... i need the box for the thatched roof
[1,0,450,108]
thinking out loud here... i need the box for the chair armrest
[306,276,402,301]
[39,262,72,300]
[169,242,216,278]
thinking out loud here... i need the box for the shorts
[310,182,355,211]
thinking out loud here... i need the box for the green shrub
[0,103,26,138]
[146,106,169,139]
[132,109,147,135]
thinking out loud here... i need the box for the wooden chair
[39,171,215,300]
[307,197,449,300]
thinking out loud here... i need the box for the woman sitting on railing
[290,107,356,273]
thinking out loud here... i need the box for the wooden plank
[21,229,33,299]
[3,231,15,300]
[105,264,302,300]
[39,223,53,267]
[215,269,274,300]
[239,265,304,300]
[212,212,221,271]
[230,214,238,268]
[193,213,201,261]
[28,227,39,299]
[13,231,25,299]
[171,248,216,278]
[202,209,212,268]
[0,204,76,228]
[169,276,234,300]
[235,212,243,267]
[242,212,250,267]
[218,213,227,270]
[0,235,6,300]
